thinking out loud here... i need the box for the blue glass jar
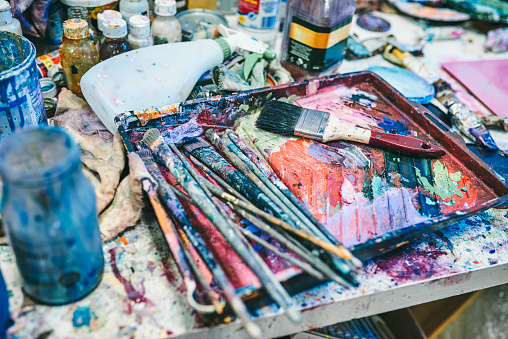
[0,127,104,305]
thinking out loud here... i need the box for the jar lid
[97,9,122,32]
[155,0,176,16]
[63,19,89,39]
[0,1,13,25]
[103,18,128,38]
[129,15,150,38]
[40,77,58,99]
[129,14,150,27]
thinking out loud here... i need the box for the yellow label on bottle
[289,22,352,49]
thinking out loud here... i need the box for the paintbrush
[182,137,303,230]
[167,140,303,325]
[142,133,263,338]
[256,101,445,157]
[141,179,217,314]
[169,173,354,287]
[182,137,354,275]
[170,184,324,280]
[226,129,361,268]
[142,129,302,327]
[138,149,226,314]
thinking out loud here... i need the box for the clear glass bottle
[119,0,149,29]
[59,19,99,98]
[0,0,22,35]
[151,0,181,45]
[99,18,132,61]
[0,127,104,305]
[281,0,356,80]
[128,14,153,49]
[68,6,99,50]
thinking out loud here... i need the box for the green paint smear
[371,176,389,198]
[415,160,465,200]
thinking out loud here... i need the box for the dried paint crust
[116,71,507,296]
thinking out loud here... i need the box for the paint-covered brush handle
[369,131,445,157]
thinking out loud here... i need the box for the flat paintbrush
[256,101,445,157]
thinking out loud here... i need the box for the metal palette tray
[116,71,508,305]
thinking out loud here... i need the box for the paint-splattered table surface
[4,12,508,339]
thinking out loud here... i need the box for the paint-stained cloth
[52,88,150,241]
[10,0,51,38]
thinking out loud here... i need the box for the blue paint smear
[72,306,91,327]
[378,117,410,136]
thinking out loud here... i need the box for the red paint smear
[108,248,154,313]
[439,168,478,214]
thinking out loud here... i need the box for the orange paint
[118,237,128,245]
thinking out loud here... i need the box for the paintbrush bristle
[136,149,153,161]
[182,137,211,154]
[142,128,162,148]
[256,101,303,135]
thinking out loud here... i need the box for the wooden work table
[3,11,508,339]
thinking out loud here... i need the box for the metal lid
[155,0,176,16]
[0,1,14,25]
[102,18,128,38]
[129,15,150,38]
[97,10,122,32]
[63,19,89,39]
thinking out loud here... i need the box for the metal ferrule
[293,108,330,141]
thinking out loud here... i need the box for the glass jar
[59,19,99,98]
[67,6,99,50]
[99,18,132,61]
[152,0,182,45]
[0,127,104,305]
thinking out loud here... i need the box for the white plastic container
[0,1,22,35]
[128,14,153,49]
[81,26,271,132]
[97,9,123,32]
[237,0,279,47]
[152,0,182,44]
[119,0,148,28]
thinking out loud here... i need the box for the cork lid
[63,19,89,39]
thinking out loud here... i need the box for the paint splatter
[378,117,410,136]
[72,307,92,327]
[415,160,465,200]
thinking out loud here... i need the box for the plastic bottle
[237,0,280,48]
[281,0,356,80]
[97,9,123,44]
[119,0,149,29]
[81,25,273,132]
[0,0,21,35]
[99,18,132,61]
[0,127,104,305]
[59,19,99,98]
[129,15,153,49]
[68,6,99,50]
[151,0,182,45]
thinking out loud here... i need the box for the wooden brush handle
[369,131,445,157]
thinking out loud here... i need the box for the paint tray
[116,71,508,306]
